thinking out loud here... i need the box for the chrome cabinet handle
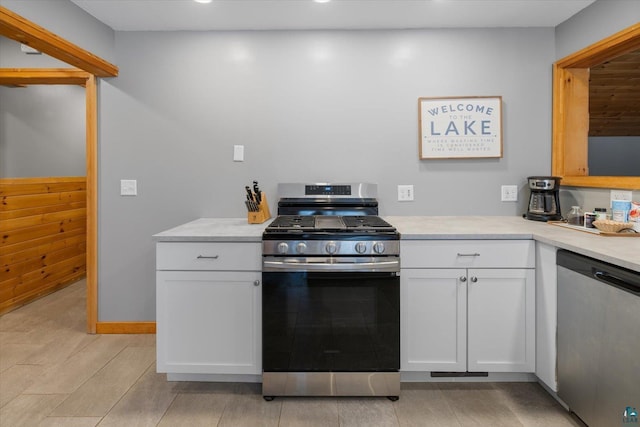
[196,255,219,259]
[470,277,478,283]
[460,276,467,282]
[457,253,480,257]
[254,280,260,286]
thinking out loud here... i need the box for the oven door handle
[263,258,400,272]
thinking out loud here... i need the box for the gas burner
[342,215,395,229]
[262,183,399,254]
[268,215,315,229]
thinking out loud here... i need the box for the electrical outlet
[501,185,518,202]
[120,179,137,196]
[398,185,414,201]
[610,190,632,204]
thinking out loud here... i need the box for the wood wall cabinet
[401,240,536,374]
[156,242,262,377]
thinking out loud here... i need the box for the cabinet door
[157,271,261,375]
[401,268,467,372]
[467,268,535,372]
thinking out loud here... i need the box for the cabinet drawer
[401,240,534,269]
[157,242,261,271]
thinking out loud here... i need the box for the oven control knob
[355,242,367,254]
[277,242,289,254]
[373,242,385,254]
[325,241,338,255]
[296,242,307,254]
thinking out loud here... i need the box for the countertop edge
[153,236,262,243]
[399,233,535,240]
[152,217,639,273]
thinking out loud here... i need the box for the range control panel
[305,185,352,196]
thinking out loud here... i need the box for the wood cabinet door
[401,268,467,372]
[467,268,535,373]
[156,271,261,375]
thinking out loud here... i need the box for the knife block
[248,196,271,224]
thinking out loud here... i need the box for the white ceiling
[69,0,596,32]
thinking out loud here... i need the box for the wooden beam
[0,68,89,86]
[556,23,640,69]
[86,74,98,334]
[0,6,118,77]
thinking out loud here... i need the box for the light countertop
[153,218,271,242]
[154,216,639,272]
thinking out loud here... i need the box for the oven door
[262,266,400,374]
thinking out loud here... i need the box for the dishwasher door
[557,250,640,427]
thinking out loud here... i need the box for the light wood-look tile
[19,325,99,366]
[96,365,177,427]
[437,383,524,427]
[37,416,102,427]
[51,346,156,417]
[394,383,461,427]
[218,392,282,427]
[280,397,340,427]
[0,364,45,408]
[492,382,582,427]
[158,392,231,426]
[0,342,44,372]
[0,394,66,427]
[23,335,138,394]
[337,397,400,427]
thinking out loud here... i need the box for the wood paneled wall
[1,177,86,314]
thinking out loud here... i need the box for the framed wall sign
[418,96,503,159]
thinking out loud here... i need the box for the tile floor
[0,280,584,426]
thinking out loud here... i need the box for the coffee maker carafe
[525,176,562,221]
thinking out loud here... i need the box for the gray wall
[99,28,555,320]
[0,84,85,177]
[588,137,640,177]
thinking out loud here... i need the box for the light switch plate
[233,145,244,162]
[501,185,518,202]
[120,179,137,196]
[398,185,414,201]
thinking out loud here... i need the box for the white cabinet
[402,268,467,371]
[535,242,558,391]
[401,240,535,373]
[467,268,535,372]
[156,242,262,377]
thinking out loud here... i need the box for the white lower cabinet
[401,240,536,373]
[156,242,262,376]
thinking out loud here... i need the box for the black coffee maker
[524,176,562,221]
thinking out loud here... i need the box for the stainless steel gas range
[261,183,400,400]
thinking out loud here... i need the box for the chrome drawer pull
[457,253,480,257]
[197,255,219,259]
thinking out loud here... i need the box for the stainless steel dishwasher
[557,250,640,427]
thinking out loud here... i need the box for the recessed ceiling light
[314,0,332,3]
[194,0,213,4]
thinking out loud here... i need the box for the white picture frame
[418,96,503,159]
